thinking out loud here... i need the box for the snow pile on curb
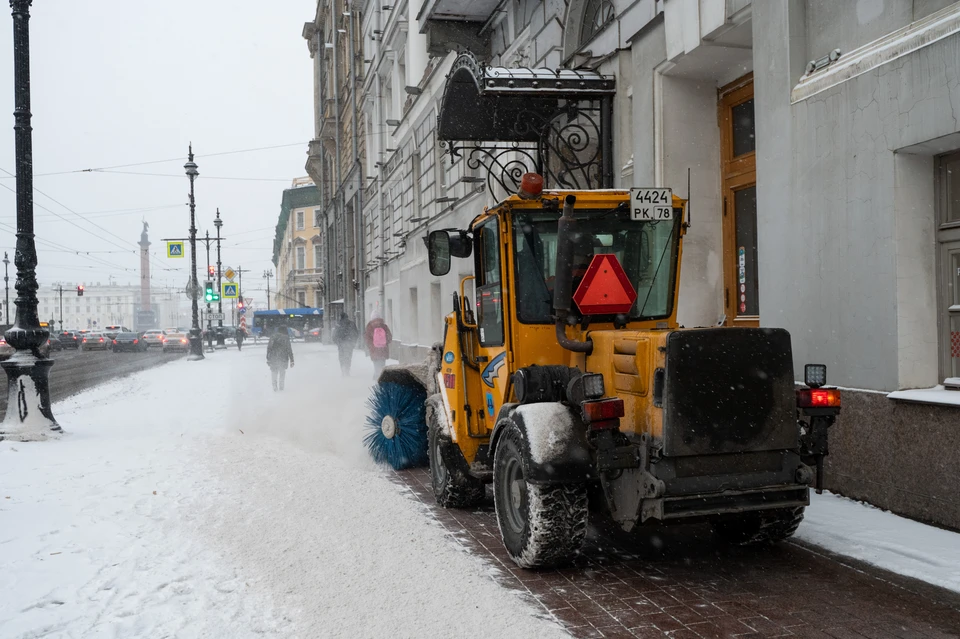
[796,491,960,594]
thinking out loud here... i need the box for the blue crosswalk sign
[166,241,184,258]
[222,283,238,299]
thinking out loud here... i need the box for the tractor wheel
[712,506,805,545]
[426,395,484,509]
[493,423,588,569]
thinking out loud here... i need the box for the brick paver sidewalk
[396,468,960,638]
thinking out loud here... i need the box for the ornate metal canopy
[437,52,616,198]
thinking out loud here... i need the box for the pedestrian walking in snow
[363,310,392,380]
[235,326,246,351]
[332,313,359,376]
[266,326,294,391]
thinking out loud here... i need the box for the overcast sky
[0,0,316,303]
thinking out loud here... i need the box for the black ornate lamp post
[1,0,59,440]
[184,146,204,360]
[214,209,224,347]
[3,252,9,324]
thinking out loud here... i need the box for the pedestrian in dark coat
[363,309,392,379]
[266,326,295,391]
[235,327,246,351]
[332,313,359,376]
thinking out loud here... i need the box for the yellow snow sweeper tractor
[366,173,841,568]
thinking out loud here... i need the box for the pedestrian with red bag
[364,309,392,379]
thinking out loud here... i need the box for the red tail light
[99,338,104,342]
[180,338,187,344]
[582,398,625,422]
[133,339,138,344]
[797,388,841,408]
[112,340,117,344]
[82,338,87,343]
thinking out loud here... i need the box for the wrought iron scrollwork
[538,102,603,190]
[444,100,604,198]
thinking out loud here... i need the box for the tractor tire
[712,506,805,545]
[426,395,484,509]
[493,423,588,569]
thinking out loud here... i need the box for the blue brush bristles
[363,381,429,470]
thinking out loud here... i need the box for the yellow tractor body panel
[583,329,668,440]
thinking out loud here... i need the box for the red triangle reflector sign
[573,254,637,315]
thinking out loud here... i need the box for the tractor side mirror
[427,229,472,276]
[428,231,451,276]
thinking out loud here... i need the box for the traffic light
[207,265,215,277]
[77,285,84,297]
[237,300,244,311]
[204,281,214,303]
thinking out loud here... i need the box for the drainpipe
[348,11,363,324]
[375,57,386,314]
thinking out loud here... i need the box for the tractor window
[513,209,681,323]
[475,219,504,346]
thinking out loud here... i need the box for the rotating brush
[363,381,429,470]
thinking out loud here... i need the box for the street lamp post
[2,252,9,325]
[184,145,204,360]
[263,269,273,310]
[214,209,224,347]
[1,0,59,440]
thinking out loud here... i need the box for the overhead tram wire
[0,168,179,274]
[0,142,309,178]
[92,170,292,182]
[0,220,135,273]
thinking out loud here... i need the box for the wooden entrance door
[720,75,758,326]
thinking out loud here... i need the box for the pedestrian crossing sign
[166,241,185,258]
[222,283,239,299]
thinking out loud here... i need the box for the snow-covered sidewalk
[0,345,568,639]
[796,491,960,594]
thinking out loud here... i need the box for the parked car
[103,325,131,340]
[46,335,63,352]
[305,327,322,342]
[80,332,109,351]
[0,336,54,359]
[141,329,166,348]
[162,331,190,353]
[112,332,146,353]
[59,330,80,349]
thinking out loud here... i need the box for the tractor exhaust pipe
[553,195,592,354]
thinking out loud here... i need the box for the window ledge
[887,385,960,407]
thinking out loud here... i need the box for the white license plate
[630,188,673,221]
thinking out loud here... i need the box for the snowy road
[0,344,568,639]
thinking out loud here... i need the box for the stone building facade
[305,0,960,529]
[303,3,367,335]
[272,178,325,311]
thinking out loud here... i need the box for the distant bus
[252,308,323,338]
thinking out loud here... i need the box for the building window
[936,152,960,381]
[579,0,615,46]
[719,74,758,326]
[315,290,323,308]
[314,209,322,228]
[314,244,322,270]
[297,291,306,307]
[296,246,306,271]
[296,210,305,230]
